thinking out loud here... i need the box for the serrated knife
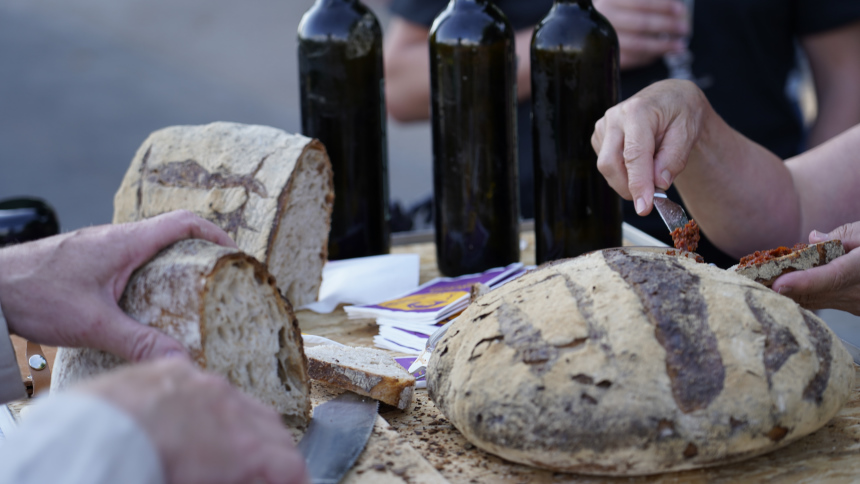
[298,392,379,484]
[653,189,690,233]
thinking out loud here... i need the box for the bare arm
[592,80,804,257]
[802,20,860,148]
[384,18,534,122]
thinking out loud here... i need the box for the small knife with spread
[653,189,690,233]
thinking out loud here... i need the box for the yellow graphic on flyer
[378,291,467,311]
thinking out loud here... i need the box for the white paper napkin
[300,253,421,314]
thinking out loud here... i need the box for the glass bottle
[0,198,60,247]
[531,0,622,263]
[430,0,520,277]
[298,0,390,260]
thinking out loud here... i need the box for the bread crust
[113,122,334,307]
[428,248,854,475]
[733,240,844,287]
[305,345,415,410]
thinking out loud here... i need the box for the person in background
[592,79,860,315]
[0,210,308,484]
[384,0,860,267]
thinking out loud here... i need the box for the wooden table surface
[299,233,860,484]
[9,232,860,483]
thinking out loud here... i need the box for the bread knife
[653,189,690,233]
[297,392,378,484]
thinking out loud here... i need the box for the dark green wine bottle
[430,0,520,277]
[298,0,390,260]
[531,0,622,263]
[0,198,60,247]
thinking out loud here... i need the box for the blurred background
[0,0,428,232]
[1,0,857,339]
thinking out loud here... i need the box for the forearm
[676,106,801,257]
[384,42,431,122]
[803,20,860,148]
[515,28,534,102]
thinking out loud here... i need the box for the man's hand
[594,0,689,70]
[773,222,860,315]
[0,210,236,362]
[77,359,308,484]
[592,79,709,215]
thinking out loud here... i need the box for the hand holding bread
[772,223,860,314]
[75,358,309,484]
[0,210,234,362]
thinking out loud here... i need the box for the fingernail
[776,286,792,295]
[661,170,672,187]
[810,230,829,242]
[635,198,647,215]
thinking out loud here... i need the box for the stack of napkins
[344,263,528,354]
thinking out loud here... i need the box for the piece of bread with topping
[733,240,844,287]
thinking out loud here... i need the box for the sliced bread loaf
[305,345,415,410]
[51,239,311,426]
[113,122,334,307]
[733,240,844,287]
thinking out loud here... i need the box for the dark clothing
[390,0,860,266]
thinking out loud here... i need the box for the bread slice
[733,240,844,287]
[51,239,311,426]
[113,122,334,308]
[305,345,415,410]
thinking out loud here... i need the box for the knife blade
[840,337,860,366]
[653,189,690,233]
[298,392,379,484]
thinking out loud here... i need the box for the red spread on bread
[737,243,808,269]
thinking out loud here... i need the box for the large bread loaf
[428,248,854,475]
[52,239,311,426]
[113,122,333,307]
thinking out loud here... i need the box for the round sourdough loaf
[51,239,311,426]
[427,248,855,476]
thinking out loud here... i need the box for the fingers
[809,222,860,251]
[621,111,658,215]
[596,0,688,69]
[133,210,238,252]
[93,308,190,362]
[595,119,633,200]
[772,249,860,312]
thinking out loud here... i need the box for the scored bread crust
[733,240,844,287]
[428,248,854,476]
[305,345,415,410]
[113,122,334,308]
[51,239,311,425]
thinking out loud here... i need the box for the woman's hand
[592,79,709,215]
[773,222,860,315]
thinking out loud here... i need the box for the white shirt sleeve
[0,393,166,484]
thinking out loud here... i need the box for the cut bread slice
[51,239,311,426]
[305,345,415,410]
[113,122,334,308]
[733,240,844,287]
